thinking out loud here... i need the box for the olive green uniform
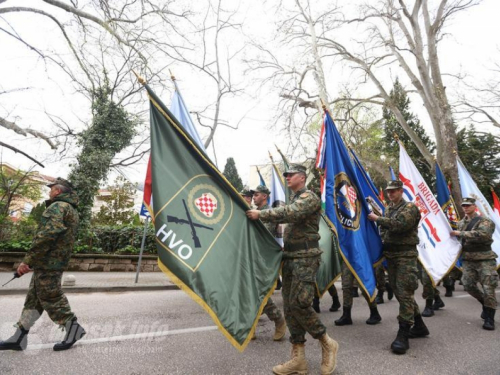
[456,215,498,309]
[18,191,79,329]
[376,199,421,324]
[260,188,326,344]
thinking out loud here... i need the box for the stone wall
[0,252,160,272]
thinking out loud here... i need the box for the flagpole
[135,215,150,284]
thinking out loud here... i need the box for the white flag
[456,157,500,267]
[398,143,462,283]
[270,164,286,247]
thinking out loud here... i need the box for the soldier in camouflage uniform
[250,185,287,341]
[368,180,429,355]
[240,188,253,206]
[0,178,86,352]
[375,263,394,304]
[418,261,444,317]
[334,263,382,326]
[247,164,338,375]
[450,197,498,330]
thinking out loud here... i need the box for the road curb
[0,284,179,296]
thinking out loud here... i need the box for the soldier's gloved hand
[367,213,379,221]
[246,210,260,220]
[17,262,32,276]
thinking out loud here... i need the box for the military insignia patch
[195,193,218,217]
[154,175,231,271]
[334,172,361,230]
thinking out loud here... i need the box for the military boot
[483,307,495,331]
[313,296,321,313]
[273,318,287,341]
[386,282,394,300]
[421,299,434,317]
[0,327,29,351]
[319,333,339,375]
[409,314,430,338]
[432,295,445,310]
[272,343,308,375]
[352,287,359,297]
[444,285,453,297]
[375,290,384,305]
[53,318,86,351]
[329,295,341,312]
[334,307,353,326]
[479,298,486,319]
[366,306,382,325]
[391,322,411,354]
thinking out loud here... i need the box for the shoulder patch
[299,192,310,199]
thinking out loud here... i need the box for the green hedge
[0,224,157,255]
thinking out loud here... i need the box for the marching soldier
[334,263,382,326]
[247,164,338,375]
[250,185,287,341]
[368,180,429,355]
[0,178,86,351]
[450,197,497,330]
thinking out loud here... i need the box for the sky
[0,0,499,190]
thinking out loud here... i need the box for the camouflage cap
[385,180,403,190]
[47,177,74,190]
[283,163,307,177]
[239,188,253,197]
[250,185,270,195]
[461,197,476,206]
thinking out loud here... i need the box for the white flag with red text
[398,142,461,284]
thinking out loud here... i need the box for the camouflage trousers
[386,256,420,324]
[341,263,376,308]
[443,267,462,287]
[462,260,498,309]
[282,256,326,344]
[417,261,440,300]
[375,264,386,292]
[263,298,283,322]
[18,271,75,329]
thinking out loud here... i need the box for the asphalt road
[0,285,499,375]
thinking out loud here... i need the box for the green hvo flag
[144,84,282,351]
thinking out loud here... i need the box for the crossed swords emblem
[167,199,213,248]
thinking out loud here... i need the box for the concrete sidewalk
[0,272,178,295]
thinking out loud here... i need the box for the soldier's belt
[462,244,492,253]
[284,241,320,252]
[382,243,417,252]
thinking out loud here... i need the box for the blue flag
[321,111,383,299]
[388,165,397,180]
[170,81,206,153]
[350,148,385,219]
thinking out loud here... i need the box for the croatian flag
[398,142,461,283]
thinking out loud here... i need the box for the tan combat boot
[273,318,287,341]
[272,343,308,375]
[319,333,339,374]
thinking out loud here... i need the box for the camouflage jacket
[258,203,278,235]
[377,199,420,258]
[260,188,321,258]
[457,215,497,261]
[23,191,79,271]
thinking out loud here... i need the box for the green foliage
[0,240,31,252]
[69,78,138,233]
[381,79,435,185]
[76,224,157,254]
[223,157,243,191]
[0,166,42,218]
[92,176,137,226]
[29,203,45,223]
[457,125,500,200]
